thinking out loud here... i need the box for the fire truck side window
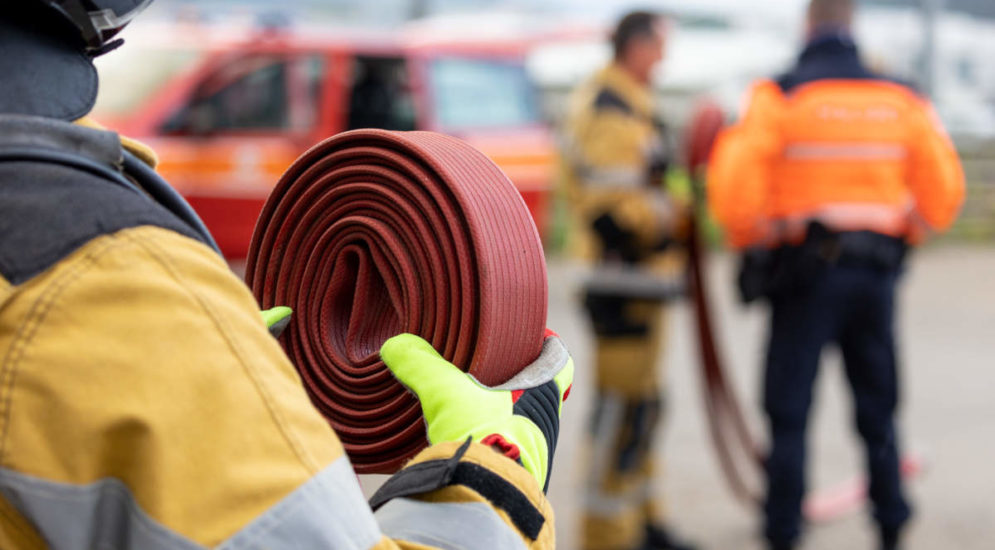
[163,54,323,134]
[429,57,539,131]
[347,56,416,131]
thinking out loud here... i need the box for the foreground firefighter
[560,11,695,550]
[0,2,572,548]
[708,1,965,549]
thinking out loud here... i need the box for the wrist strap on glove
[368,438,545,540]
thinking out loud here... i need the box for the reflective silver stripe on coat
[783,142,907,161]
[579,166,646,189]
[560,134,646,189]
[218,455,381,549]
[0,467,203,550]
[0,456,383,550]
[376,497,528,550]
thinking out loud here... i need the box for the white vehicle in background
[524,2,995,136]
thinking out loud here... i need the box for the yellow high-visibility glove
[381,332,574,491]
[261,306,292,338]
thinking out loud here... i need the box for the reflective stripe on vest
[783,142,907,161]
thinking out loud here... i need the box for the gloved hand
[262,306,292,338]
[380,331,574,492]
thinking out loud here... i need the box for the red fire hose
[245,129,547,474]
[685,100,765,505]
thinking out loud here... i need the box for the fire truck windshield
[429,56,540,131]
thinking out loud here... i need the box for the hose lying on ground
[246,129,548,473]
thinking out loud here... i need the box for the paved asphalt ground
[358,246,995,549]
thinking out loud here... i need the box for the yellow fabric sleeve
[0,226,342,546]
[570,107,654,172]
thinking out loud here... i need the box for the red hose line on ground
[245,129,548,474]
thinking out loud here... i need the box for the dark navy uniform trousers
[763,263,912,544]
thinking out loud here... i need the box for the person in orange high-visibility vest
[708,1,964,549]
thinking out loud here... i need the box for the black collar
[0,114,123,169]
[798,30,860,65]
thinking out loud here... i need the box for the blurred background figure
[707,1,964,549]
[558,11,695,550]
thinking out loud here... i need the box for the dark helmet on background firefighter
[0,0,154,120]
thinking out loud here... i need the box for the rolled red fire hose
[245,129,547,474]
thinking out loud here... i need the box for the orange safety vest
[708,78,965,249]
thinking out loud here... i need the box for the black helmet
[36,0,155,54]
[0,1,153,120]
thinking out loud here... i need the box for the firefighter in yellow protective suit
[0,2,572,549]
[559,11,695,550]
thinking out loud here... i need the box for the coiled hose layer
[246,129,547,473]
